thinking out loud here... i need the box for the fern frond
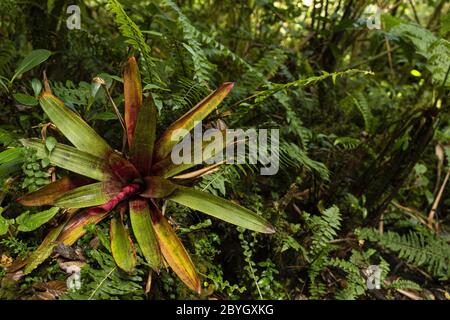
[360,228,450,279]
[107,0,163,86]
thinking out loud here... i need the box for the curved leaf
[168,187,275,234]
[150,206,200,293]
[21,139,114,181]
[12,49,51,83]
[153,82,234,162]
[16,207,60,232]
[39,92,113,158]
[110,217,136,273]
[54,181,122,208]
[23,222,65,275]
[17,176,91,206]
[58,210,110,246]
[129,198,161,270]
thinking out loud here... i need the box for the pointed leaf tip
[154,82,235,162]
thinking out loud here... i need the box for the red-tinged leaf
[17,176,92,206]
[130,97,156,176]
[108,152,140,184]
[110,217,136,273]
[54,180,123,208]
[58,210,110,246]
[129,198,161,270]
[150,205,200,293]
[153,82,234,162]
[124,56,143,146]
[168,187,276,234]
[139,176,178,198]
[21,139,114,181]
[39,92,113,158]
[86,183,140,215]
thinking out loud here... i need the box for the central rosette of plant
[16,56,275,293]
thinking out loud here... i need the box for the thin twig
[427,167,450,231]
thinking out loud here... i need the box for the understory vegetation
[0,0,449,300]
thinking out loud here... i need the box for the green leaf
[168,187,275,234]
[123,56,143,146]
[90,112,117,121]
[0,207,14,236]
[45,136,57,153]
[13,93,38,106]
[58,210,109,245]
[0,148,24,164]
[16,207,60,232]
[23,222,66,274]
[130,97,157,176]
[31,78,42,97]
[11,49,51,83]
[150,206,200,293]
[54,181,122,208]
[0,148,24,180]
[110,217,136,273]
[129,198,161,270]
[153,82,234,162]
[17,176,89,206]
[39,92,113,158]
[20,139,114,181]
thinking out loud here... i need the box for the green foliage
[0,0,449,300]
[63,249,145,300]
[359,228,450,279]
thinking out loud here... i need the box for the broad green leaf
[54,181,122,208]
[58,210,109,245]
[20,139,114,181]
[16,207,60,232]
[0,148,24,181]
[23,222,66,275]
[130,97,156,176]
[153,82,234,162]
[13,93,38,106]
[139,176,178,198]
[129,198,161,270]
[0,207,14,236]
[168,187,275,234]
[39,92,113,158]
[11,49,51,83]
[110,217,136,273]
[0,148,24,164]
[150,206,200,293]
[123,56,143,146]
[17,176,90,206]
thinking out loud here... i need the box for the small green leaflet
[0,207,14,235]
[16,207,60,232]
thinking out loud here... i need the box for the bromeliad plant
[16,57,275,293]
